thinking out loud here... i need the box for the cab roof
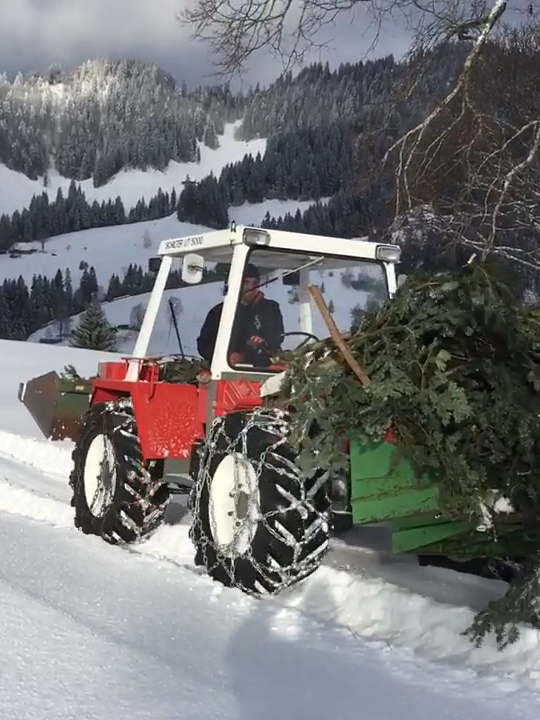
[156,225,401,267]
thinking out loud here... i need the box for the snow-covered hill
[0,121,266,216]
[2,337,540,715]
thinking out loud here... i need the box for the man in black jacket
[197,263,284,366]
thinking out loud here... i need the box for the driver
[197,263,284,366]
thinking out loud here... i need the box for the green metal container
[18,371,92,442]
[349,440,540,557]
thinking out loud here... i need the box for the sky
[0,0,413,90]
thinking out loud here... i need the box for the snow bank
[0,478,73,528]
[280,567,540,690]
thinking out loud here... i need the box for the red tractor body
[92,358,265,461]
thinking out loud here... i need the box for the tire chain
[78,397,165,536]
[189,407,330,594]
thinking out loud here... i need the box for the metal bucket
[18,371,92,442]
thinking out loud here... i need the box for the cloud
[0,0,211,84]
[0,0,412,89]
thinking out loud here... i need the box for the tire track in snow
[0,428,198,568]
[4,427,540,692]
[0,455,73,527]
[0,430,73,520]
[0,429,73,481]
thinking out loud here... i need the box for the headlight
[376,244,401,262]
[243,228,271,246]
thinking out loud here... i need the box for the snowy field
[0,121,267,216]
[1,338,540,717]
[0,114,331,356]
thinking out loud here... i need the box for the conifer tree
[69,301,117,351]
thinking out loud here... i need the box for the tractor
[19,224,519,594]
[18,224,404,592]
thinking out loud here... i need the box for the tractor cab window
[137,255,232,363]
[227,248,388,371]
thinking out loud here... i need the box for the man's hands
[230,352,244,364]
[230,337,269,365]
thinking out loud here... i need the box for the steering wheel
[281,331,320,350]
[253,331,320,357]
[241,331,321,367]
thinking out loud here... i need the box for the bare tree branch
[373,12,540,291]
[381,0,508,216]
[178,0,507,79]
[179,0,540,292]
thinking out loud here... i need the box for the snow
[1,337,540,717]
[0,121,267,216]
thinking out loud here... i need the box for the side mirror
[282,271,300,286]
[148,257,161,273]
[182,253,204,284]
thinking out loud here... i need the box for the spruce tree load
[70,302,117,351]
[281,262,540,649]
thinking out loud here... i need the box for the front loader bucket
[18,371,92,442]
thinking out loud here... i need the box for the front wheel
[189,408,330,595]
[69,398,170,544]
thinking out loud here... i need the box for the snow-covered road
[0,503,536,720]
[1,339,540,718]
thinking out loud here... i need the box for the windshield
[227,247,388,370]
[109,247,388,368]
[110,257,231,360]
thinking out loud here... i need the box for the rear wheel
[69,398,170,544]
[189,408,330,595]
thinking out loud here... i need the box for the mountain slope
[0,47,467,344]
[0,121,266,217]
[0,48,463,192]
[27,244,367,353]
[0,59,244,185]
[4,199,321,288]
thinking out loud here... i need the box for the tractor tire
[69,398,170,545]
[189,407,330,595]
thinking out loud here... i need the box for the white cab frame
[123,225,400,381]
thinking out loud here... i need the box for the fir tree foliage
[69,301,117,351]
[175,46,464,224]
[281,262,540,649]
